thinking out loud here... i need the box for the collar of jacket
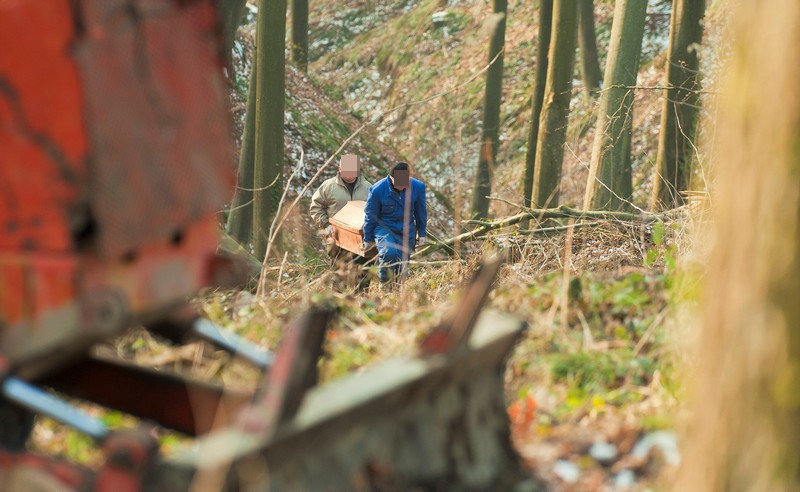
[386,175,409,193]
[336,174,362,188]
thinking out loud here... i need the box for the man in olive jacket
[309,154,372,262]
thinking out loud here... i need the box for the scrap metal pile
[0,1,535,490]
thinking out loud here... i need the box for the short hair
[391,162,409,176]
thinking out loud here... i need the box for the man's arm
[414,182,428,238]
[309,184,330,229]
[363,185,380,244]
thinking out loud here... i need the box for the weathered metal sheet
[149,310,534,491]
[75,0,234,260]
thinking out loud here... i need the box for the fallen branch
[486,201,681,223]
[517,221,602,235]
[414,205,682,257]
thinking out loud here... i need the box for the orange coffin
[329,201,376,258]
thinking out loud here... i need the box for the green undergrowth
[31,231,695,467]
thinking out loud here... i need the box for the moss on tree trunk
[531,0,577,209]
[219,0,248,55]
[577,0,602,97]
[523,0,553,212]
[291,0,309,72]
[226,58,257,244]
[253,0,287,259]
[650,0,706,209]
[471,0,508,219]
[583,0,648,211]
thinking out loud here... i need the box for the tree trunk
[470,0,508,219]
[650,0,706,209]
[219,0,249,55]
[677,1,800,489]
[531,0,577,209]
[291,0,309,72]
[225,59,257,244]
[522,0,553,211]
[583,0,648,211]
[577,0,602,97]
[253,0,287,259]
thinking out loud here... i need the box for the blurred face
[339,154,359,183]
[392,169,410,191]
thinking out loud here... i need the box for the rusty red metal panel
[75,0,234,260]
[0,0,88,253]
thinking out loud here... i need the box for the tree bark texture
[471,0,508,219]
[291,0,309,72]
[226,59,257,244]
[219,0,249,54]
[676,1,800,490]
[577,0,602,97]
[583,0,648,211]
[253,0,287,259]
[650,0,706,209]
[531,0,577,209]
[523,0,553,210]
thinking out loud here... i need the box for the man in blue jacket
[362,162,427,284]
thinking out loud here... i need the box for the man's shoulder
[321,176,339,187]
[411,177,425,189]
[370,176,390,191]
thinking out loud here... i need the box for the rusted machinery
[0,0,534,490]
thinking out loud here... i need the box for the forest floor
[31,214,704,491]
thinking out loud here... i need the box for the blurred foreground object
[0,1,531,489]
[677,0,800,490]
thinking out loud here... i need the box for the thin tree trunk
[291,0,309,72]
[583,0,648,211]
[471,0,508,219]
[219,0,249,55]
[677,1,800,489]
[253,0,287,259]
[577,0,602,97]
[522,0,553,211]
[531,0,577,209]
[650,0,705,209]
[226,59,258,244]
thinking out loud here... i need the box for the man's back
[309,175,371,229]
[363,176,427,243]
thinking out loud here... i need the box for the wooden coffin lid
[329,200,367,234]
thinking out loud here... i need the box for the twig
[599,84,718,95]
[277,251,289,288]
[257,146,304,297]
[517,221,602,234]
[633,308,669,356]
[486,195,526,210]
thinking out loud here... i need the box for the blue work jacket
[363,176,427,245]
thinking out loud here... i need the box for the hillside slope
[310,0,673,227]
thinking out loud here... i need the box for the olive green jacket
[309,174,372,229]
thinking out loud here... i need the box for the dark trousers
[329,245,371,291]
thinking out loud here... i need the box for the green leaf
[652,221,666,246]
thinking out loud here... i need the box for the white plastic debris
[432,11,450,27]
[632,430,681,465]
[589,441,618,464]
[614,469,636,490]
[553,460,580,484]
